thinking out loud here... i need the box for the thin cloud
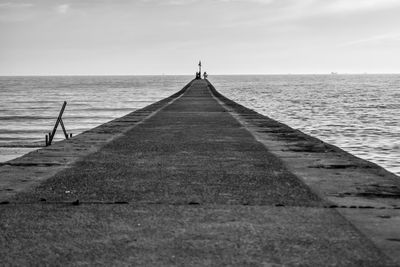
[0,1,34,22]
[325,0,400,12]
[0,2,33,8]
[340,33,400,47]
[216,0,400,18]
[219,0,400,28]
[139,0,197,5]
[220,0,400,9]
[165,0,198,5]
[56,4,70,14]
[218,0,275,3]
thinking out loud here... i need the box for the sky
[0,0,400,75]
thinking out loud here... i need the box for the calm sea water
[0,75,399,176]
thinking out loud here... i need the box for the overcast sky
[1,0,400,75]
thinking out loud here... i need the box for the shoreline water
[0,74,399,176]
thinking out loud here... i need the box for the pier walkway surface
[1,80,400,266]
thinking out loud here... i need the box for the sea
[0,75,399,176]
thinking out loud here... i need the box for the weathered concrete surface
[0,80,399,266]
[0,204,393,266]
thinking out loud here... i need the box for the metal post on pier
[45,101,72,146]
[198,60,202,79]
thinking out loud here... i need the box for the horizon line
[1,72,400,77]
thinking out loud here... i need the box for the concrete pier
[1,80,399,266]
